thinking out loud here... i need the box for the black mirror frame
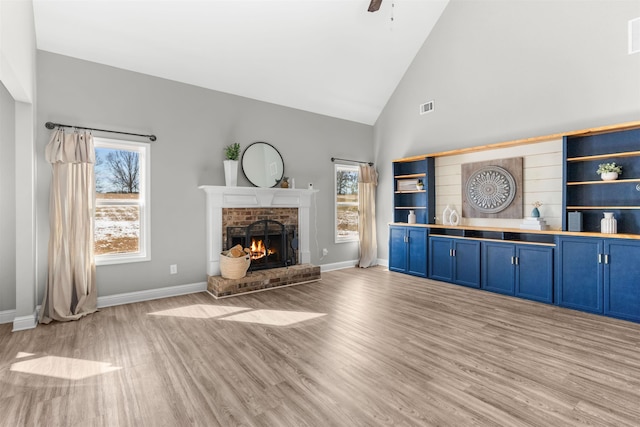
[241,141,285,188]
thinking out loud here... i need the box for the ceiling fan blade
[368,0,382,12]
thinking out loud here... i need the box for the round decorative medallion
[465,166,516,213]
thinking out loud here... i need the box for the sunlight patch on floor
[219,309,326,326]
[15,352,35,359]
[10,356,121,380]
[148,304,250,319]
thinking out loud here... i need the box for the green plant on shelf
[224,143,241,161]
[596,162,622,175]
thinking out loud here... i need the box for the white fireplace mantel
[199,185,318,276]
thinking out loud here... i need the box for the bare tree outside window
[106,150,139,193]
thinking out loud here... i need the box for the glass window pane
[335,164,359,242]
[94,205,140,255]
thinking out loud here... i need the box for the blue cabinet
[604,240,640,322]
[482,241,553,303]
[428,236,480,288]
[556,237,603,313]
[388,225,427,277]
[557,236,640,321]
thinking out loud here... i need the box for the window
[335,164,359,243]
[94,137,150,265]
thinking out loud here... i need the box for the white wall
[0,82,16,313]
[36,51,373,301]
[374,0,640,261]
[0,0,37,328]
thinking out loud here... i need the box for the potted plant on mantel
[224,143,240,186]
[596,162,622,181]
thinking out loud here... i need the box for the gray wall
[374,0,640,260]
[0,82,16,311]
[36,51,372,300]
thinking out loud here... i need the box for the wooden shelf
[395,190,426,194]
[566,206,640,210]
[566,150,640,162]
[393,120,640,162]
[394,173,426,179]
[566,178,640,185]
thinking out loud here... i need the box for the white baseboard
[320,259,359,272]
[12,312,38,331]
[0,309,16,325]
[377,258,389,268]
[97,281,208,308]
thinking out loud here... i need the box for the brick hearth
[208,264,321,298]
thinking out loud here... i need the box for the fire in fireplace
[227,219,297,271]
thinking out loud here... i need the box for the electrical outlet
[170,264,178,275]
[322,248,328,256]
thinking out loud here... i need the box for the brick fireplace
[199,186,317,276]
[224,209,298,271]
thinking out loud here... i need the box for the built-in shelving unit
[563,127,640,234]
[392,157,435,224]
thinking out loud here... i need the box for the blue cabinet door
[516,245,553,303]
[388,226,407,273]
[482,241,515,295]
[429,237,453,282]
[604,240,640,322]
[407,227,428,277]
[557,237,603,313]
[453,240,481,288]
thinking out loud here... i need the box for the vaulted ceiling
[32,0,449,125]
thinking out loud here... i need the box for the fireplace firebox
[226,219,297,271]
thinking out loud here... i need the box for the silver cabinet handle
[511,256,515,265]
[598,253,602,264]
[604,254,609,264]
[515,256,519,265]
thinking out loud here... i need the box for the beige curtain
[358,164,378,268]
[40,129,97,324]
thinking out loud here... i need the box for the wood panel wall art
[462,157,523,219]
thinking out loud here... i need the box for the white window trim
[94,137,151,266]
[334,163,359,244]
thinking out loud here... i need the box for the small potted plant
[280,176,290,188]
[416,179,424,190]
[223,143,241,186]
[596,162,622,181]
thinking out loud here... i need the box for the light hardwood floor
[1,267,639,426]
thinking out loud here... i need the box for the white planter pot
[601,171,618,181]
[223,160,238,187]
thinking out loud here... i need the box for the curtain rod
[45,121,157,142]
[331,157,374,166]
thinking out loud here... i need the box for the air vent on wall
[630,17,640,54]
[420,100,434,115]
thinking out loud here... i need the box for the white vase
[449,209,460,226]
[223,160,238,187]
[601,172,618,181]
[408,210,416,224]
[601,212,617,234]
[442,205,452,225]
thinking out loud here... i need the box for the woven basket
[219,253,251,279]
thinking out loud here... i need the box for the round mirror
[241,142,284,188]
